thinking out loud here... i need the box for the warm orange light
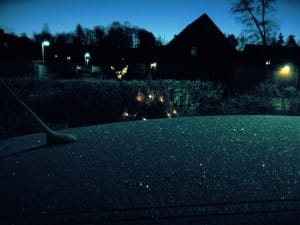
[136,92,144,102]
[159,96,164,103]
[122,111,129,118]
[279,65,291,77]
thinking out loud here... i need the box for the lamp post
[84,52,90,66]
[42,41,50,64]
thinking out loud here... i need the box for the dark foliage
[1,78,300,140]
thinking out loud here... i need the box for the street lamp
[84,52,91,66]
[42,40,50,64]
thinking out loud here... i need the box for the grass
[1,78,300,139]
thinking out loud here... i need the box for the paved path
[1,115,300,224]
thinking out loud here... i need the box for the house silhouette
[159,13,236,86]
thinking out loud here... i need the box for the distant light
[172,109,178,115]
[122,111,129,118]
[265,60,271,65]
[54,54,58,58]
[67,56,71,60]
[115,65,128,80]
[142,117,147,121]
[159,96,164,103]
[279,65,291,77]
[150,62,157,69]
[136,92,144,102]
[167,112,172,118]
[148,93,155,101]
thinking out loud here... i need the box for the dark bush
[1,78,300,139]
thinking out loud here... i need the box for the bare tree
[230,0,277,46]
[137,29,156,48]
[34,23,53,44]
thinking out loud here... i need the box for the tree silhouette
[286,35,298,47]
[0,29,38,61]
[94,26,105,47]
[106,22,133,48]
[52,33,74,60]
[230,0,277,46]
[1,21,163,66]
[83,28,96,46]
[137,29,156,48]
[73,24,86,48]
[34,23,53,44]
[227,34,239,49]
[277,33,284,46]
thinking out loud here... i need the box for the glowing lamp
[279,65,291,77]
[136,92,144,102]
[150,62,157,69]
[42,40,50,47]
[159,96,164,103]
[41,40,50,64]
[113,65,128,80]
[84,52,91,66]
[122,111,129,118]
[148,93,155,101]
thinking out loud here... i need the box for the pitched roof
[167,13,234,53]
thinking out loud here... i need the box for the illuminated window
[191,46,198,56]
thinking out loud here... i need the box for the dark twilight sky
[1,0,300,44]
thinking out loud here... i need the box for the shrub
[1,78,300,139]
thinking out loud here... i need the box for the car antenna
[1,80,77,145]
